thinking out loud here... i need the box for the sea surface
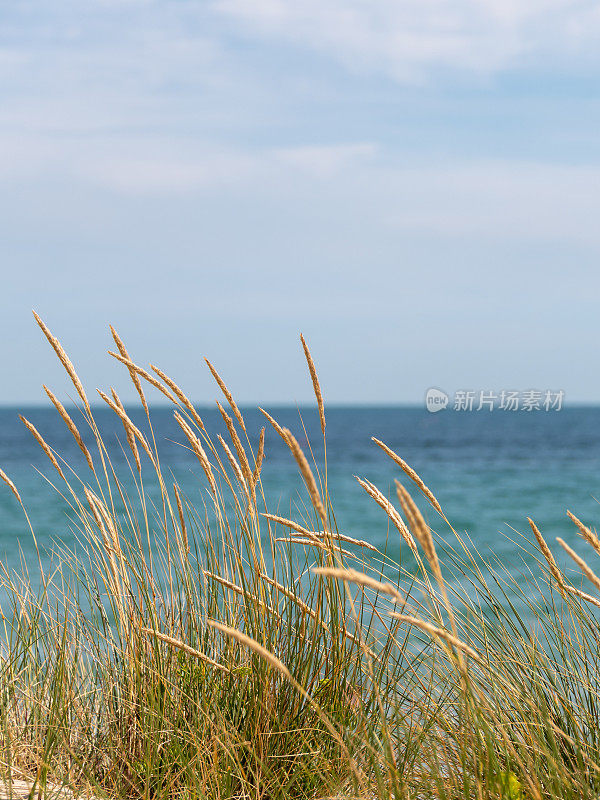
[1,405,599,610]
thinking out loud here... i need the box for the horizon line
[2,401,600,411]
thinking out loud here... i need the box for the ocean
[1,405,599,606]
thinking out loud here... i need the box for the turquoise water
[1,406,599,601]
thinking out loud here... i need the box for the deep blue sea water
[1,406,599,608]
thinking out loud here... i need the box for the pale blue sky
[2,1,600,405]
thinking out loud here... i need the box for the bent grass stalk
[141,627,230,674]
[19,415,66,480]
[0,469,21,504]
[43,385,94,471]
[204,359,246,433]
[33,311,91,414]
[300,333,325,437]
[283,429,327,526]
[110,325,149,417]
[111,388,141,474]
[372,437,444,517]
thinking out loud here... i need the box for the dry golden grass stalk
[84,488,122,596]
[43,385,94,470]
[395,483,416,532]
[276,537,355,559]
[396,482,441,578]
[390,614,481,661]
[283,428,327,525]
[527,518,567,594]
[151,364,205,431]
[174,412,216,494]
[205,359,246,432]
[313,567,404,604]
[394,481,462,659]
[0,469,21,504]
[300,333,325,435]
[261,512,317,537]
[252,427,265,486]
[258,408,288,442]
[108,351,178,405]
[208,619,290,678]
[557,537,600,594]
[33,311,91,413]
[355,477,417,552]
[218,435,250,503]
[372,437,444,516]
[203,570,243,594]
[564,584,600,609]
[97,390,154,462]
[85,489,113,542]
[395,482,453,625]
[264,514,378,553]
[259,573,318,619]
[216,402,254,490]
[85,489,123,560]
[19,415,65,480]
[141,627,230,673]
[275,535,324,548]
[109,326,148,416]
[203,571,278,616]
[308,530,379,553]
[395,482,423,542]
[260,571,373,655]
[111,389,141,474]
[173,483,189,552]
[262,512,329,549]
[567,510,600,556]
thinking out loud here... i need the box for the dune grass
[1,315,600,798]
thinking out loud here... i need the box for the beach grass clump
[1,315,600,798]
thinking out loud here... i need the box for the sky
[2,0,600,406]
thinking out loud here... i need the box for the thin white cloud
[84,153,258,194]
[274,143,376,177]
[2,121,599,248]
[380,161,600,244]
[0,1,227,136]
[0,132,377,193]
[214,0,600,81]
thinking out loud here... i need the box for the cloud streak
[2,120,598,250]
[215,0,600,81]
